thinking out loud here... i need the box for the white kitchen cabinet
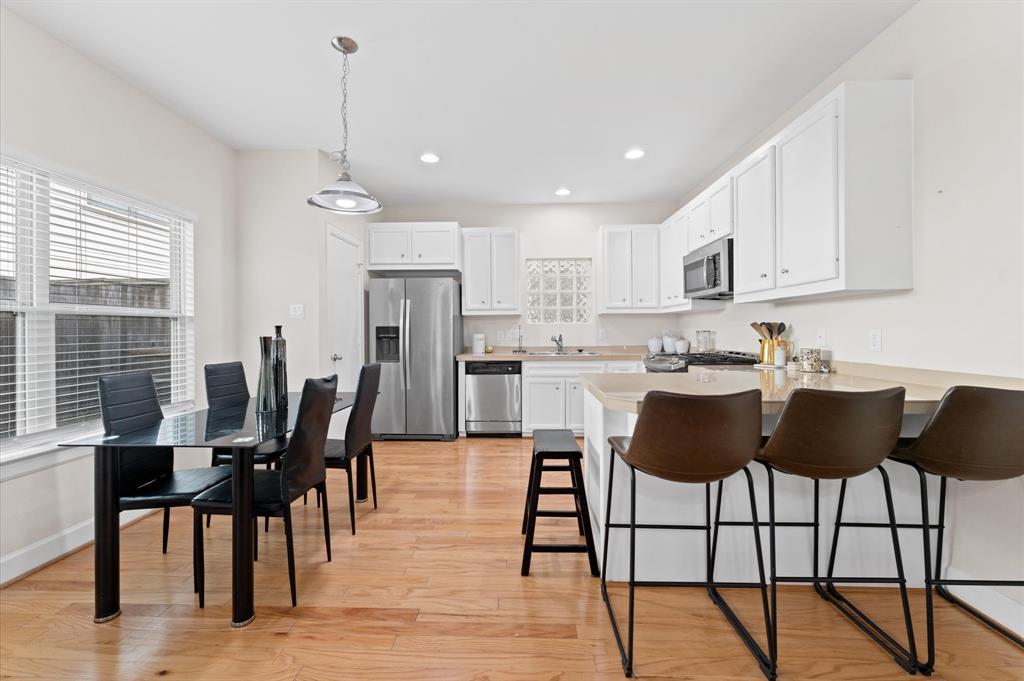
[412,224,458,264]
[601,227,633,309]
[735,81,913,302]
[734,146,776,295]
[367,225,411,266]
[566,379,586,432]
[460,228,519,315]
[777,99,839,288]
[630,228,659,308]
[687,196,709,252]
[598,225,659,313]
[522,361,642,435]
[708,176,734,241]
[490,230,519,311]
[659,210,686,307]
[523,377,566,431]
[367,222,461,271]
[462,231,492,311]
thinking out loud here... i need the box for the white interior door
[326,229,364,393]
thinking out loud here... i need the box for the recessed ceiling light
[420,152,440,164]
[624,148,645,160]
[335,198,358,209]
[554,187,571,197]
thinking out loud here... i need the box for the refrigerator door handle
[403,297,411,390]
[398,296,407,390]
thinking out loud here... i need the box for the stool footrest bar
[530,544,588,553]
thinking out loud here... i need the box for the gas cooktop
[643,350,758,373]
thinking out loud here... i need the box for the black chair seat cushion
[120,466,231,510]
[192,469,287,515]
[211,437,288,466]
[534,429,581,455]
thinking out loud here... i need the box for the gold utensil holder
[759,338,790,365]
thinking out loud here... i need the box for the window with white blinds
[0,157,195,455]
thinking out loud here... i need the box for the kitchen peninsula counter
[456,345,649,362]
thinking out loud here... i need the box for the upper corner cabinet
[367,222,461,271]
[461,228,520,315]
[734,80,914,303]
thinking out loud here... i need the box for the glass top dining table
[60,391,357,628]
[61,392,357,450]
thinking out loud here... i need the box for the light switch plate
[598,328,607,342]
[868,328,883,352]
[288,304,305,319]
[815,328,828,347]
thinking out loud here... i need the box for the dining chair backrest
[279,375,338,503]
[344,363,381,458]
[904,386,1024,481]
[761,387,905,480]
[204,361,250,410]
[622,389,762,484]
[96,371,172,493]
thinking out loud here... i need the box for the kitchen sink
[527,350,601,356]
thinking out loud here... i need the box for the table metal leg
[94,446,121,623]
[231,447,255,627]
[355,444,370,503]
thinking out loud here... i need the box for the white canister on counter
[662,334,679,353]
[471,333,486,355]
[647,337,662,353]
[675,339,690,354]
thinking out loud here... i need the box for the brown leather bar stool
[882,386,1024,673]
[601,389,772,679]
[746,387,916,677]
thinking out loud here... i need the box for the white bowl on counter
[675,339,690,354]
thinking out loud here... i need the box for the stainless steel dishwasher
[465,361,521,436]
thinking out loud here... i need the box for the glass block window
[525,259,591,324]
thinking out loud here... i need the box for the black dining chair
[204,361,289,531]
[323,363,381,534]
[97,371,231,554]
[191,375,337,607]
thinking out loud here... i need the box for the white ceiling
[3,0,914,207]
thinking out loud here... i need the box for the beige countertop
[578,365,1023,415]
[456,345,649,362]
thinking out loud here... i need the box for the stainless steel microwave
[683,238,734,300]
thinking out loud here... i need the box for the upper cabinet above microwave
[734,81,913,303]
[367,222,461,271]
[677,81,913,304]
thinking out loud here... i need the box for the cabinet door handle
[555,386,560,391]
[496,299,501,304]
[418,253,422,258]
[781,268,789,274]
[400,253,405,258]
[760,273,767,279]
[710,228,716,234]
[480,299,486,304]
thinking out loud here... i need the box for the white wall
[233,150,369,390]
[671,0,1024,380]
[0,8,237,580]
[665,0,1024,619]
[375,202,676,348]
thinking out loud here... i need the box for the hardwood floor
[1,438,1021,680]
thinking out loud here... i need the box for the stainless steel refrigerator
[369,277,461,440]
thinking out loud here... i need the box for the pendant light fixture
[308,35,382,214]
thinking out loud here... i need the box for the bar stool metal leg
[817,468,919,673]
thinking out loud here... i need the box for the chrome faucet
[550,334,564,352]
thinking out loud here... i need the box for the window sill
[0,401,195,482]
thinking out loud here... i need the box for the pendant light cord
[338,48,351,175]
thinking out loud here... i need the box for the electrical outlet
[496,330,505,342]
[869,328,883,352]
[288,304,305,320]
[598,327,607,342]
[815,328,828,347]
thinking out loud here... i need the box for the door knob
[331,354,343,362]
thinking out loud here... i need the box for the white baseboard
[945,566,1024,637]
[0,508,155,585]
